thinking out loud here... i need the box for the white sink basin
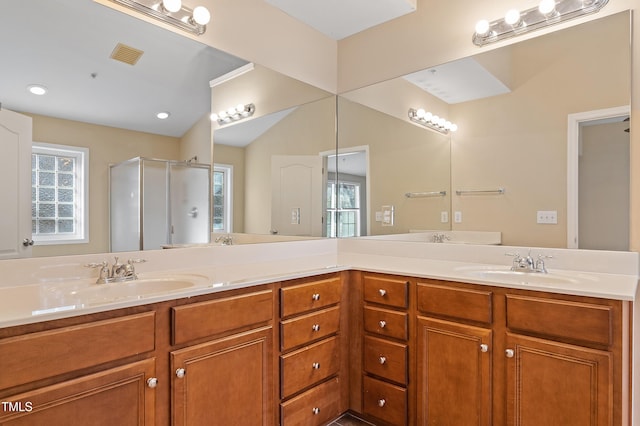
[454,266,596,286]
[63,274,210,305]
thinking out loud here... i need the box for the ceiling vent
[110,43,144,65]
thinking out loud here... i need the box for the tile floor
[328,413,376,426]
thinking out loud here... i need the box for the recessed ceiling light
[156,112,170,119]
[27,84,47,95]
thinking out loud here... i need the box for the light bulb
[218,111,228,119]
[210,113,219,121]
[227,107,237,116]
[538,0,556,15]
[475,20,490,35]
[505,9,521,25]
[192,6,211,25]
[444,121,452,130]
[236,104,245,113]
[416,108,426,118]
[438,118,446,127]
[431,115,439,124]
[424,112,433,122]
[450,124,458,132]
[162,0,182,13]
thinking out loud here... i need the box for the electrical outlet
[537,210,557,224]
[441,211,449,223]
[454,211,462,223]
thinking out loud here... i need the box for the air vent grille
[110,43,144,65]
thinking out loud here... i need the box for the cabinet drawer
[417,282,493,325]
[363,376,407,426]
[363,336,408,385]
[506,295,612,346]
[0,312,155,391]
[363,275,408,308]
[364,306,408,341]
[281,377,342,426]
[281,277,341,318]
[172,289,273,345]
[281,336,340,398]
[281,306,340,351]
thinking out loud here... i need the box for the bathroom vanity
[0,239,636,425]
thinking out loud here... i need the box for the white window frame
[212,163,233,233]
[326,180,361,238]
[32,142,89,245]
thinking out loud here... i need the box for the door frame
[566,105,630,248]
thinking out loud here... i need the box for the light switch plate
[454,211,462,223]
[381,205,394,226]
[441,211,449,223]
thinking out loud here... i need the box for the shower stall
[109,157,211,252]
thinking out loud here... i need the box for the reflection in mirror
[338,11,630,250]
[211,65,335,240]
[1,0,249,257]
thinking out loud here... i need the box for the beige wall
[28,113,180,257]
[180,113,212,165]
[338,98,450,235]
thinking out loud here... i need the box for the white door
[0,109,33,259]
[271,155,323,237]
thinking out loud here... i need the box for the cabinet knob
[312,324,320,332]
[147,377,159,388]
[312,407,320,415]
[379,289,387,297]
[505,349,515,358]
[312,293,321,301]
[379,356,387,365]
[379,320,387,328]
[312,362,321,370]
[378,398,386,408]
[480,344,489,353]
[175,368,186,378]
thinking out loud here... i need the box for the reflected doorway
[328,148,369,237]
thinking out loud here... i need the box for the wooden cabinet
[0,313,157,426]
[279,275,344,426]
[170,288,275,426]
[361,273,410,425]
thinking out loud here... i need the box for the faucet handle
[85,261,107,269]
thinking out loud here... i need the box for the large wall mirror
[337,11,631,250]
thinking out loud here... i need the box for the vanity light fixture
[408,108,457,134]
[108,0,211,36]
[472,0,608,46]
[210,103,255,125]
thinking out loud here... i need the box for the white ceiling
[0,0,247,138]
[264,0,417,40]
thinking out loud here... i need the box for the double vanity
[0,238,637,425]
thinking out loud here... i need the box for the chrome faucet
[85,257,146,284]
[506,251,551,273]
[215,234,233,246]
[432,233,451,243]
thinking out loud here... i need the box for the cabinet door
[505,333,612,426]
[171,327,273,426]
[0,359,155,425]
[417,317,492,426]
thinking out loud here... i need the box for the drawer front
[0,312,155,391]
[281,306,340,351]
[363,336,408,385]
[281,377,342,426]
[281,336,340,398]
[363,275,408,308]
[417,282,493,325]
[364,306,408,341]
[363,375,407,426]
[506,295,612,346]
[281,277,342,318]
[172,289,273,345]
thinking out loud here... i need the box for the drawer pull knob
[312,362,321,370]
[480,344,489,353]
[379,320,387,328]
[378,398,386,408]
[312,293,321,301]
[312,324,321,332]
[505,349,515,358]
[379,289,387,297]
[147,377,159,388]
[175,368,186,378]
[379,356,387,365]
[312,407,320,415]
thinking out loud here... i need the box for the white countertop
[0,238,637,328]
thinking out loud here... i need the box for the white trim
[566,105,629,248]
[209,63,254,88]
